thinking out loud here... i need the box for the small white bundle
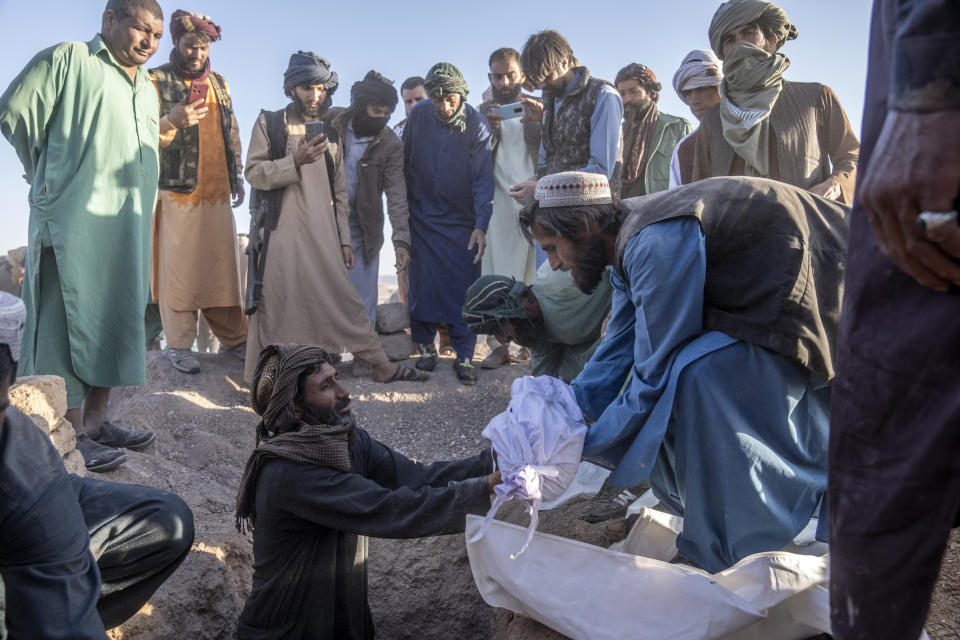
[470,375,588,557]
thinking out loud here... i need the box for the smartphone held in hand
[188,80,209,104]
[304,120,325,143]
[497,102,524,120]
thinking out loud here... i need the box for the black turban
[284,50,339,94]
[350,70,399,111]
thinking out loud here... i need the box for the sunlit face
[489,58,525,102]
[102,8,164,69]
[682,85,722,120]
[402,85,428,116]
[293,84,327,118]
[175,33,210,72]
[721,22,772,58]
[431,92,461,119]
[296,363,351,419]
[532,224,579,274]
[616,79,651,110]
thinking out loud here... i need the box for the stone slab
[375,303,410,334]
[380,331,414,362]
[10,375,68,428]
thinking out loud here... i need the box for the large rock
[380,331,414,362]
[9,375,84,477]
[375,302,410,334]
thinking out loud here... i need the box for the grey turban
[462,276,529,336]
[672,49,723,102]
[708,0,798,59]
[0,292,26,362]
[283,51,339,93]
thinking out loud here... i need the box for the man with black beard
[325,71,411,325]
[474,48,544,369]
[519,171,847,573]
[235,344,500,639]
[244,53,426,385]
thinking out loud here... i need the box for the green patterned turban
[709,0,798,59]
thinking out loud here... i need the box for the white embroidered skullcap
[535,172,612,208]
[0,292,26,362]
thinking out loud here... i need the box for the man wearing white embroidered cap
[520,170,847,572]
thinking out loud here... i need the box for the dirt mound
[102,347,530,639]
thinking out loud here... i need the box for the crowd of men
[0,0,957,638]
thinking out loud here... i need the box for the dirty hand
[395,247,411,272]
[508,179,537,206]
[341,245,355,269]
[521,96,543,123]
[468,229,487,264]
[168,97,208,129]
[487,471,502,493]
[294,135,328,168]
[232,174,245,209]
[860,109,960,292]
[809,177,841,200]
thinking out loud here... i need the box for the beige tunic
[243,105,388,381]
[151,76,245,311]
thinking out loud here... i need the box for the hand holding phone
[304,120,326,145]
[497,102,524,120]
[188,79,209,104]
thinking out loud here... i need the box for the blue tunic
[572,218,829,572]
[403,100,494,325]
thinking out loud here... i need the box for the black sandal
[382,365,429,383]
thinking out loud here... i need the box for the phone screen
[304,121,325,142]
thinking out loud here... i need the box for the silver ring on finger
[917,210,959,234]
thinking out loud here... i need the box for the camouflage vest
[541,67,608,176]
[150,64,236,193]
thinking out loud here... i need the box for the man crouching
[235,343,500,639]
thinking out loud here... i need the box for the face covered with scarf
[284,51,339,119]
[350,70,399,137]
[424,62,469,133]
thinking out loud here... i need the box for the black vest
[150,64,236,193]
[614,176,849,382]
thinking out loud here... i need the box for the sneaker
[164,347,201,374]
[415,346,437,372]
[454,358,477,386]
[481,345,510,370]
[76,434,127,472]
[91,421,156,451]
[219,341,246,362]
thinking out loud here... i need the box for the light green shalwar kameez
[0,35,160,407]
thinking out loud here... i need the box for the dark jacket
[477,91,541,167]
[325,107,410,263]
[540,67,609,178]
[615,176,849,382]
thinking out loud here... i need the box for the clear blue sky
[0,0,873,274]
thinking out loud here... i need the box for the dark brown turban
[170,10,222,42]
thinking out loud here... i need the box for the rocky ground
[63,341,956,639]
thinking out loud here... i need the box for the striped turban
[672,49,723,102]
[462,276,529,336]
[0,292,26,362]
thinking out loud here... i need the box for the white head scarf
[0,292,26,362]
[672,49,723,103]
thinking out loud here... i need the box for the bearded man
[508,30,623,204]
[669,50,723,187]
[403,63,494,385]
[244,53,426,384]
[0,0,164,472]
[475,47,543,368]
[325,71,410,326]
[150,10,247,375]
[520,171,848,572]
[235,344,500,639]
[615,63,691,198]
[691,0,860,203]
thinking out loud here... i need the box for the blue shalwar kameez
[403,99,494,359]
[572,218,829,573]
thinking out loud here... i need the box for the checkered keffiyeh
[0,292,26,362]
[236,344,352,533]
[535,171,613,208]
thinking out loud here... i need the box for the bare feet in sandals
[373,362,429,383]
